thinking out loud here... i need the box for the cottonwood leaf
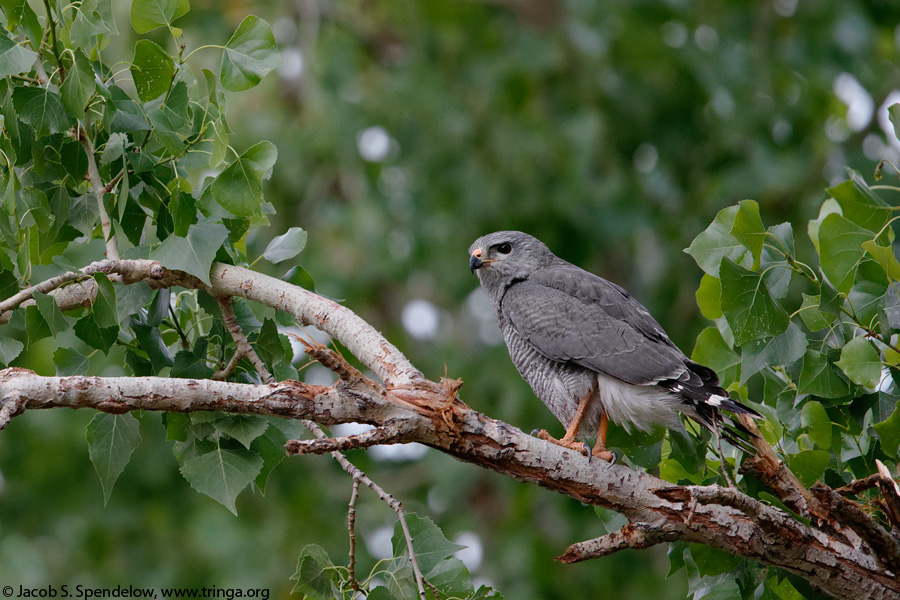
[263,227,307,263]
[60,50,96,118]
[719,258,790,346]
[179,446,263,515]
[86,413,141,504]
[289,544,340,599]
[12,87,74,138]
[32,291,68,334]
[131,39,176,102]
[0,335,24,366]
[0,28,37,77]
[685,205,746,276]
[798,350,849,399]
[730,199,766,269]
[130,0,190,34]
[54,347,90,376]
[818,213,872,294]
[220,16,282,92]
[151,221,228,286]
[801,400,832,449]
[835,336,882,388]
[739,323,807,384]
[391,513,465,576]
[210,141,277,217]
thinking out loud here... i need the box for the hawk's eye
[497,243,512,255]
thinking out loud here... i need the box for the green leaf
[685,205,746,276]
[289,544,340,600]
[0,27,37,77]
[101,132,128,165]
[210,141,277,217]
[210,119,228,168]
[691,327,740,387]
[219,16,282,92]
[32,291,68,334]
[788,450,830,487]
[739,323,807,384]
[60,50,96,118]
[0,334,24,366]
[252,318,284,366]
[807,198,842,254]
[108,85,150,132]
[179,445,263,514]
[116,281,153,320]
[818,213,873,294]
[827,171,890,235]
[862,240,900,280]
[54,346,90,376]
[19,187,52,231]
[85,413,142,504]
[131,318,174,373]
[798,294,833,332]
[695,274,722,320]
[151,221,229,286]
[800,400,832,449]
[250,425,286,494]
[798,350,849,399]
[74,312,118,354]
[214,415,269,449]
[873,402,900,459]
[263,227,307,263]
[12,86,75,137]
[130,0,190,34]
[719,258,790,346]
[282,265,316,291]
[730,200,766,268]
[24,304,51,346]
[148,80,190,153]
[131,39,177,102]
[91,272,118,329]
[147,288,170,327]
[68,0,118,50]
[391,513,465,576]
[171,347,214,379]
[835,336,882,388]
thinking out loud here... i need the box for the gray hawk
[468,231,759,462]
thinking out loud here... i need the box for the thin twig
[301,420,429,600]
[80,135,120,260]
[41,0,64,78]
[836,474,882,497]
[557,522,680,563]
[285,423,416,455]
[714,429,736,488]
[221,297,427,598]
[347,478,361,594]
[217,296,273,383]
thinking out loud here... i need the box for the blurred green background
[3,1,900,598]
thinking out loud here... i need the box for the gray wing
[501,264,690,386]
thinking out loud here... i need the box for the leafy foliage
[676,168,900,597]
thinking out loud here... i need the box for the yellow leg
[592,412,616,462]
[533,391,594,457]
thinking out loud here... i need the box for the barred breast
[499,318,603,439]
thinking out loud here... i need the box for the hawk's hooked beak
[469,248,484,273]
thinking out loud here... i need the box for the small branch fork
[213,295,430,600]
[2,260,900,599]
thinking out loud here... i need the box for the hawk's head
[468,231,555,293]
